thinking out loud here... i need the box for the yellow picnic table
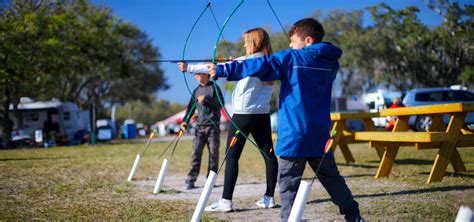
[354,102,474,183]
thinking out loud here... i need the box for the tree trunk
[2,86,13,148]
[12,104,23,130]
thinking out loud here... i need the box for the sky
[91,0,451,105]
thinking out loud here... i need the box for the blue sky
[91,0,451,104]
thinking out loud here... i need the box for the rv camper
[9,98,89,145]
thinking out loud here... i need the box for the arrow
[139,59,231,63]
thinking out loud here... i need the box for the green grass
[0,138,473,220]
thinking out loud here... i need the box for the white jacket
[187,53,272,114]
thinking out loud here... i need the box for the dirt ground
[1,142,472,220]
[136,175,357,221]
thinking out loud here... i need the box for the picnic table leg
[339,143,355,164]
[427,115,466,172]
[375,146,399,178]
[331,121,356,163]
[363,118,384,159]
[374,116,409,179]
[428,142,456,183]
[427,113,466,183]
[450,149,466,172]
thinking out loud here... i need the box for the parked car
[402,87,474,131]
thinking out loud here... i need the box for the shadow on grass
[232,205,281,213]
[192,184,224,189]
[0,157,73,161]
[420,172,474,179]
[338,163,378,169]
[344,174,375,179]
[195,181,263,189]
[301,173,374,181]
[160,189,184,194]
[307,185,474,205]
[367,158,433,165]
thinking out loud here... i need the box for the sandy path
[135,175,349,221]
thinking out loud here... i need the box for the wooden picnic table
[330,112,382,164]
[354,102,474,183]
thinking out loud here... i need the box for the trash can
[123,119,136,139]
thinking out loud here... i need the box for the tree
[317,9,371,96]
[426,0,473,88]
[0,0,52,145]
[0,0,167,147]
[364,2,472,90]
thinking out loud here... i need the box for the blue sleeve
[216,49,292,81]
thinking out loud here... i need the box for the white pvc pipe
[127,154,141,182]
[455,206,473,222]
[288,181,312,222]
[191,170,217,222]
[153,159,170,194]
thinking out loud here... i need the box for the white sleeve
[188,56,248,73]
[188,64,208,73]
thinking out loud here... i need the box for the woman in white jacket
[178,28,278,212]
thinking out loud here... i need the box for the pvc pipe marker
[153,159,170,194]
[191,171,218,222]
[288,180,312,222]
[127,154,142,182]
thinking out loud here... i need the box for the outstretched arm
[208,50,292,81]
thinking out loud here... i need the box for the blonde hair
[244,28,274,86]
[244,28,273,56]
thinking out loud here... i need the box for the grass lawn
[0,137,473,220]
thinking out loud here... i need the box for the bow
[165,2,235,160]
[210,0,290,171]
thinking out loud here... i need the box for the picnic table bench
[354,102,474,183]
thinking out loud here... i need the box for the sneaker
[185,180,195,190]
[204,198,233,212]
[256,195,276,208]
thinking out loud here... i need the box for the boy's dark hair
[289,18,325,43]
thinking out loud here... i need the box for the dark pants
[222,114,278,200]
[279,154,360,222]
[186,125,220,182]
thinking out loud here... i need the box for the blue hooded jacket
[216,42,342,157]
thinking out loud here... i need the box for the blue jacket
[216,42,341,157]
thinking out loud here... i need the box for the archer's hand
[178,62,188,72]
[207,63,217,79]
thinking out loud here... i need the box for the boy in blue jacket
[208,18,363,222]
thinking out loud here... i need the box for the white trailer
[9,98,88,145]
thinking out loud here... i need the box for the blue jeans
[278,154,360,221]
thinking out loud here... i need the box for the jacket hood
[305,42,342,60]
